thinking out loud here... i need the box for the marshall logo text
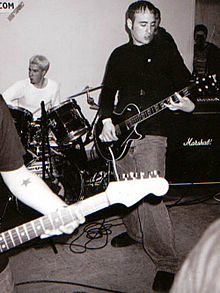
[183,138,213,147]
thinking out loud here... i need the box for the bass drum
[8,106,33,147]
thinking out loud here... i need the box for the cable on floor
[54,217,123,254]
[166,192,216,208]
[15,279,126,293]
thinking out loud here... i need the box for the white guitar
[0,172,169,253]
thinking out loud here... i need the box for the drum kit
[8,86,108,204]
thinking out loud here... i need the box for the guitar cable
[108,146,120,181]
[53,217,123,254]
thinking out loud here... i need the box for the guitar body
[94,104,142,161]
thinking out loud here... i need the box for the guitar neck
[0,192,109,253]
[125,85,192,129]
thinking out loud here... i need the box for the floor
[1,181,220,293]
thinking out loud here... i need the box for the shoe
[111,232,138,247]
[152,271,175,292]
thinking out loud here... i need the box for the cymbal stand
[40,101,58,254]
[84,106,99,146]
[84,88,100,145]
[40,101,54,180]
[70,98,90,129]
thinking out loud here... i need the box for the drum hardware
[40,101,55,180]
[66,85,102,100]
[7,91,110,203]
[89,105,99,110]
[84,102,100,146]
[85,85,100,109]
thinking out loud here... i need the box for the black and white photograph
[0,0,220,292]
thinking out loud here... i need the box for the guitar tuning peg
[121,173,133,180]
[122,173,127,180]
[135,172,140,179]
[129,171,134,178]
[140,172,145,179]
[148,170,160,178]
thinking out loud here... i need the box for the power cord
[16,279,126,293]
[166,192,217,208]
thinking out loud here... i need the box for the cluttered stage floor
[1,183,220,293]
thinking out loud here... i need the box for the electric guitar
[0,173,169,253]
[94,77,218,161]
[94,85,193,161]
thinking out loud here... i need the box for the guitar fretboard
[0,206,74,252]
[124,85,192,130]
[0,192,109,253]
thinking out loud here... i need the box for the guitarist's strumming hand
[99,118,118,142]
[165,92,195,113]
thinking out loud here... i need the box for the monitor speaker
[166,112,220,184]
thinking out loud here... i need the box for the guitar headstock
[105,171,169,207]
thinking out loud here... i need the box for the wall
[195,0,220,47]
[0,0,195,125]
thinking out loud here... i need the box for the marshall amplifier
[194,95,220,113]
[166,112,220,184]
[192,74,220,113]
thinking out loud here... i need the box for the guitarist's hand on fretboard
[40,206,85,239]
[165,92,195,113]
[99,118,118,142]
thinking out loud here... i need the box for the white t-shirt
[3,78,60,119]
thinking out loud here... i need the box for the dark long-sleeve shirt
[99,36,192,136]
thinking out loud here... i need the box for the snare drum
[47,100,88,145]
[8,106,33,147]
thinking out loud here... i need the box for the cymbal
[67,85,103,99]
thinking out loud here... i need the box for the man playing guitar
[97,1,195,292]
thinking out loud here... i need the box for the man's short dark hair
[126,0,156,22]
[194,24,208,36]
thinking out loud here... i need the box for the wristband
[102,118,112,125]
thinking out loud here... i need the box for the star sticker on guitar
[22,178,31,186]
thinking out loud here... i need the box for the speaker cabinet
[166,112,220,184]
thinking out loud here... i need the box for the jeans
[0,263,16,293]
[115,135,178,272]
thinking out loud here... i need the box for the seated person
[3,55,61,120]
